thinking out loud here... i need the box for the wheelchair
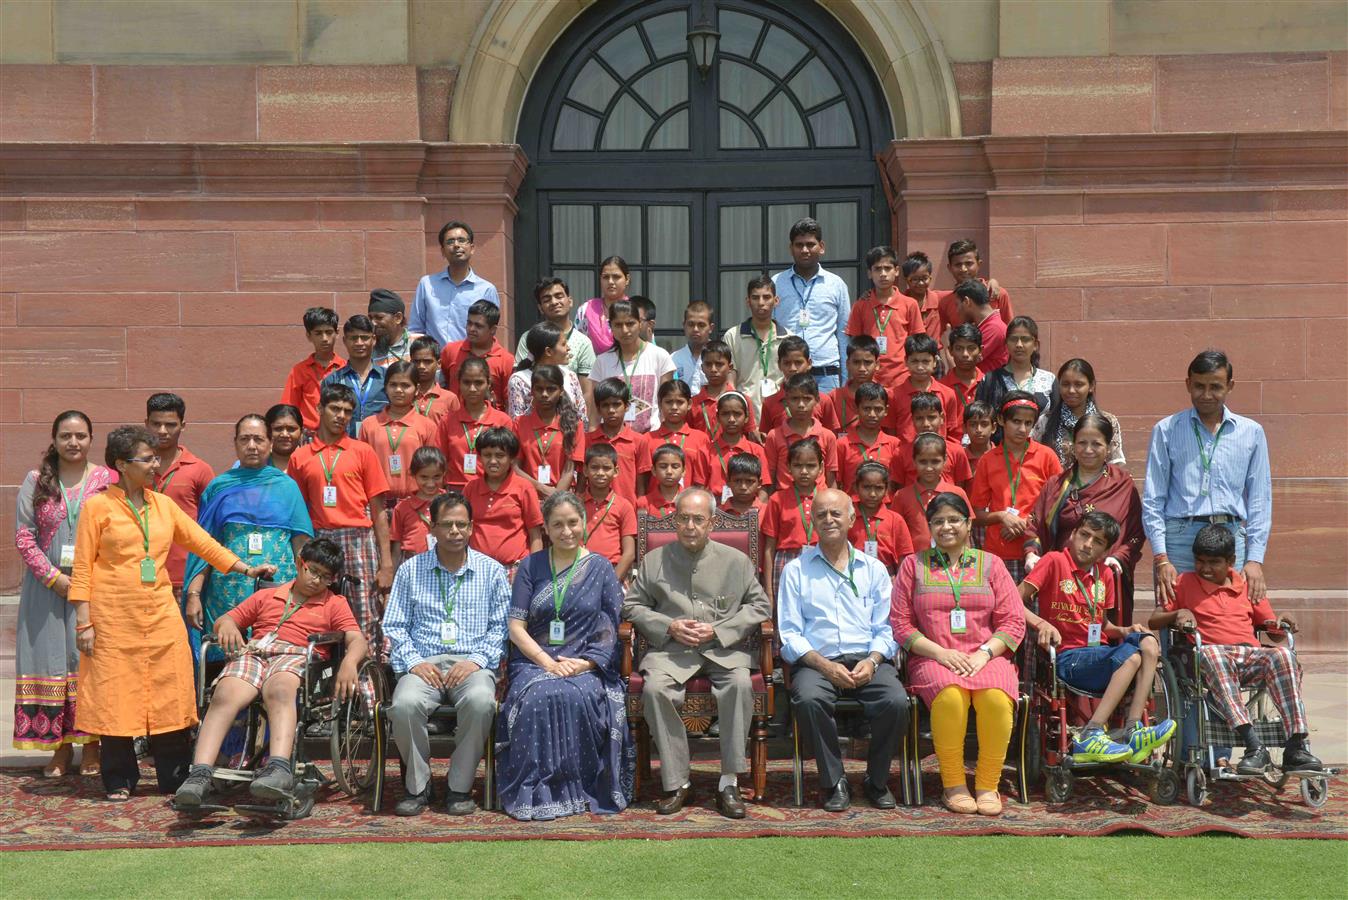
[1029,636,1181,805]
[1162,622,1336,808]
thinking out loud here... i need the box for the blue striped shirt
[321,364,388,437]
[1142,406,1272,563]
[382,548,510,672]
[410,268,500,346]
[777,545,897,663]
[772,265,851,370]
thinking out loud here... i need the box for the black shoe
[445,789,477,816]
[1282,746,1326,775]
[394,786,431,817]
[173,764,214,808]
[656,784,691,815]
[863,779,896,809]
[249,761,294,801]
[822,779,850,812]
[716,784,746,819]
[1236,746,1272,776]
[706,718,721,738]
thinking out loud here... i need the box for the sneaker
[249,761,294,801]
[1070,728,1132,764]
[1127,719,1177,763]
[1281,746,1326,776]
[173,764,214,808]
[1236,746,1272,776]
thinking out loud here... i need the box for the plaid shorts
[1001,557,1026,583]
[773,548,802,602]
[215,640,307,691]
[317,525,385,661]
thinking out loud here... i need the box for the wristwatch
[977,643,995,659]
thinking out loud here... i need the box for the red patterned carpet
[3,758,1343,851]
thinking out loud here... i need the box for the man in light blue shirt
[1143,350,1272,605]
[382,491,510,816]
[772,217,851,392]
[778,488,907,812]
[409,220,501,346]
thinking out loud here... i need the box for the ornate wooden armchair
[619,508,775,800]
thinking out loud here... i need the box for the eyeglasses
[929,516,968,528]
[442,237,472,246]
[126,455,159,465]
[674,514,710,527]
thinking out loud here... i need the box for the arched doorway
[514,0,894,346]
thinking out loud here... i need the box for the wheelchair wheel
[1149,767,1180,806]
[1046,770,1074,804]
[330,660,386,796]
[1301,777,1329,809]
[1023,716,1043,790]
[1186,767,1208,806]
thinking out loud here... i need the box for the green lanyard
[462,422,484,450]
[701,404,717,437]
[155,468,178,493]
[415,393,436,417]
[794,487,815,543]
[858,437,877,463]
[1191,418,1224,475]
[319,448,344,484]
[939,551,969,609]
[583,495,615,542]
[62,474,89,532]
[839,392,851,430]
[384,422,409,454]
[860,512,878,544]
[753,329,775,378]
[125,498,151,556]
[549,551,584,622]
[715,439,735,480]
[436,566,464,620]
[534,428,556,461]
[274,590,307,631]
[819,547,859,597]
[873,306,894,341]
[620,342,647,391]
[1002,444,1028,508]
[1071,567,1104,623]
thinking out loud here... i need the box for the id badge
[1006,506,1020,518]
[797,309,811,328]
[950,608,967,634]
[139,557,156,584]
[441,620,458,646]
[254,632,277,651]
[247,532,264,556]
[388,453,403,475]
[323,485,338,507]
[624,406,637,423]
[721,485,733,503]
[962,433,971,447]
[59,543,76,569]
[876,336,888,354]
[1087,623,1103,647]
[864,540,879,558]
[463,452,478,475]
[425,533,437,552]
[760,379,778,398]
[549,619,566,646]
[1200,470,1211,495]
[537,464,553,485]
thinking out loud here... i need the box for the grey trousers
[642,659,752,791]
[790,657,908,791]
[388,654,497,795]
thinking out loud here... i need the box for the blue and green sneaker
[1127,719,1177,763]
[1070,727,1132,764]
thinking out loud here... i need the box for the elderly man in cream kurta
[623,488,771,819]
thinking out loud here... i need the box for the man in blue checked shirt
[772,217,851,392]
[778,488,907,813]
[382,490,510,817]
[1144,350,1273,606]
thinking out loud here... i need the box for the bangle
[75,622,94,632]
[44,570,61,588]
[1154,554,1170,565]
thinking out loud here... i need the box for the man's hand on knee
[411,662,445,690]
[443,659,482,689]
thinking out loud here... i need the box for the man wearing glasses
[622,489,772,819]
[381,490,510,817]
[410,221,501,346]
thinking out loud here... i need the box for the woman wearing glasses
[68,425,276,801]
[890,492,1025,817]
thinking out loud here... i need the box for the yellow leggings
[930,685,1015,792]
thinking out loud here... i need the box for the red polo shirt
[845,288,925,389]
[837,430,904,495]
[1169,570,1279,647]
[939,369,984,414]
[707,435,771,500]
[441,339,513,411]
[583,425,645,504]
[282,352,346,431]
[226,581,358,658]
[153,446,215,587]
[390,495,434,554]
[818,382,889,436]
[412,387,459,427]
[764,421,838,491]
[1023,550,1116,650]
[892,480,970,551]
[636,487,678,519]
[582,490,637,566]
[760,487,818,553]
[848,505,915,569]
[638,423,712,489]
[435,404,513,490]
[886,377,962,444]
[936,280,1014,336]
[760,391,826,436]
[515,411,586,487]
[889,437,972,488]
[976,314,1009,374]
[970,441,1062,560]
[288,434,390,530]
[689,389,759,441]
[463,471,543,566]
[358,408,438,500]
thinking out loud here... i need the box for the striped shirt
[382,548,510,672]
[777,545,898,664]
[1142,406,1272,563]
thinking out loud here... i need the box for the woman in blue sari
[497,490,633,821]
[183,414,313,650]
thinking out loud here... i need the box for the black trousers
[791,657,908,791]
[100,728,193,795]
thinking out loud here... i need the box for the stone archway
[447,0,964,143]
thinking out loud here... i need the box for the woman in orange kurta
[69,426,275,800]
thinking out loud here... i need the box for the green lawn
[5,836,1346,898]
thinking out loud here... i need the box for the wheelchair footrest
[172,801,231,816]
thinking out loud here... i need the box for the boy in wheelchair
[1021,512,1176,764]
[174,539,368,807]
[1148,525,1324,777]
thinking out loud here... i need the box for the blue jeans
[1164,518,1246,574]
[814,372,841,392]
[1057,632,1149,694]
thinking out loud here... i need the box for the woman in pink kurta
[891,491,1025,816]
[573,255,630,356]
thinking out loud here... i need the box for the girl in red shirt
[850,461,914,574]
[761,436,825,602]
[708,391,770,505]
[436,356,511,490]
[637,444,684,519]
[514,364,584,500]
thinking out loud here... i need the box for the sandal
[43,746,74,778]
[79,742,101,776]
[975,790,1003,816]
[105,788,131,802]
[941,787,978,814]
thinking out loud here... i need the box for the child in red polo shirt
[962,401,995,470]
[689,341,759,440]
[463,427,544,576]
[390,447,446,563]
[720,453,766,520]
[971,392,1062,581]
[1149,525,1325,777]
[281,306,345,434]
[409,335,458,426]
[638,380,711,494]
[514,364,585,499]
[584,378,645,504]
[359,362,438,504]
[936,240,1014,337]
[759,337,823,437]
[707,392,770,505]
[764,373,838,492]
[940,323,984,415]
[173,538,366,808]
[836,382,902,496]
[888,334,961,444]
[762,436,826,601]
[436,356,513,490]
[900,251,941,343]
[850,462,913,574]
[441,299,513,409]
[892,434,971,551]
[1022,512,1176,765]
[637,444,684,519]
[956,280,1008,374]
[580,444,637,581]
[889,392,972,491]
[819,336,884,436]
[846,245,925,390]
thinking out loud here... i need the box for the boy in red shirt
[935,239,1014,337]
[690,340,759,439]
[1149,525,1324,777]
[584,378,645,504]
[441,299,513,409]
[720,453,766,519]
[887,334,961,444]
[174,539,366,807]
[759,337,823,437]
[707,391,770,505]
[1022,512,1175,764]
[846,245,924,390]
[939,323,984,414]
[889,392,972,490]
[146,392,217,597]
[359,361,438,504]
[638,380,711,494]
[580,444,637,581]
[891,434,971,551]
[764,373,838,492]
[836,382,902,494]
[463,427,544,577]
[819,336,884,436]
[409,335,458,426]
[900,251,941,342]
[956,280,1008,374]
[389,447,446,564]
[638,444,685,519]
[281,306,345,433]
[849,461,913,574]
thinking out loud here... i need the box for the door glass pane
[598,26,649,79]
[788,57,841,109]
[719,206,761,265]
[553,106,599,151]
[831,266,859,301]
[815,202,858,259]
[647,270,691,311]
[719,269,761,329]
[633,61,687,116]
[809,102,857,148]
[555,268,595,303]
[755,92,808,148]
[647,206,689,265]
[719,108,760,149]
[718,10,762,58]
[756,25,806,72]
[641,10,687,60]
[719,60,772,113]
[648,109,689,150]
[627,271,643,296]
[768,204,810,263]
[600,205,643,265]
[552,205,594,264]
[600,94,654,150]
[567,59,619,111]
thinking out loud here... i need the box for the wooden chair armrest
[757,621,774,676]
[619,622,634,679]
